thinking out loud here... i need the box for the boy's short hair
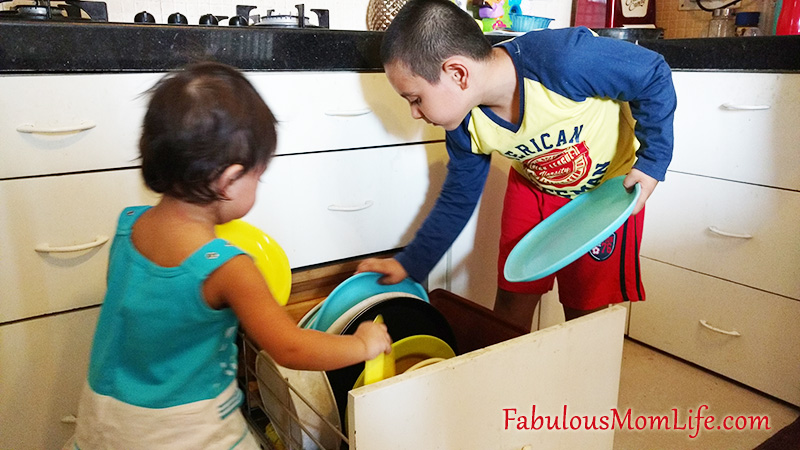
[381,0,492,83]
[140,61,277,204]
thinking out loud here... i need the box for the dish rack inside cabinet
[238,331,347,450]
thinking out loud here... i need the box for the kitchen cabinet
[0,71,443,450]
[629,71,800,406]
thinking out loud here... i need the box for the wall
[657,0,767,38]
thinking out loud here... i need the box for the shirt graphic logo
[522,142,591,187]
[589,233,616,261]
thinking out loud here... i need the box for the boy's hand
[623,168,658,215]
[356,258,408,285]
[353,321,393,359]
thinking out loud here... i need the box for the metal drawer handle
[324,108,372,117]
[35,235,109,253]
[720,103,771,111]
[327,200,374,212]
[699,319,741,337]
[708,226,752,239]
[16,121,96,134]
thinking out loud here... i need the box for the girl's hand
[353,321,393,360]
[356,257,408,285]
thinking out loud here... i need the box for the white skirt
[70,380,261,450]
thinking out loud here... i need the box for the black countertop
[1,21,799,73]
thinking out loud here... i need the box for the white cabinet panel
[244,143,447,268]
[0,73,161,179]
[0,307,99,449]
[0,169,159,323]
[670,72,800,190]
[348,306,627,450]
[630,258,800,406]
[247,72,443,156]
[641,172,800,300]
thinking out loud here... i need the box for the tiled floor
[615,339,799,449]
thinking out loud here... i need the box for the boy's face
[385,60,471,131]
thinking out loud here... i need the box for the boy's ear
[442,57,470,90]
[216,164,245,198]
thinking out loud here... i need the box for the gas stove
[0,0,107,21]
[133,4,329,28]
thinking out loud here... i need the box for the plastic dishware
[363,315,396,385]
[308,272,428,331]
[325,292,424,335]
[215,219,292,305]
[504,175,641,282]
[353,335,456,389]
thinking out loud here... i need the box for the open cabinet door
[348,306,626,450]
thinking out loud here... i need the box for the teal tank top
[87,206,247,408]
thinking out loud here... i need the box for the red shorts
[497,169,645,311]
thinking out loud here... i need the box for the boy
[357,0,676,330]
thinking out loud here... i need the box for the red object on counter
[606,0,656,27]
[776,0,800,35]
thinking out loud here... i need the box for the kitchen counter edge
[1,22,799,73]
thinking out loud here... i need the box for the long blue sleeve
[395,129,491,282]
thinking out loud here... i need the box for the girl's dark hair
[381,0,492,83]
[140,61,277,204]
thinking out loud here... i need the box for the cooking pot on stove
[254,5,329,28]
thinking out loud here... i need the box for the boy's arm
[389,133,491,283]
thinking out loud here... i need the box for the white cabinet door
[630,259,800,406]
[640,172,800,300]
[0,169,160,323]
[670,72,800,191]
[244,143,448,269]
[246,72,443,156]
[0,307,99,450]
[0,73,160,179]
[348,306,627,450]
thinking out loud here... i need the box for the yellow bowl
[215,219,291,305]
[354,335,455,389]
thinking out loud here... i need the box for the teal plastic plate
[307,272,429,332]
[503,176,641,282]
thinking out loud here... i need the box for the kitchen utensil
[362,315,395,385]
[326,296,457,429]
[504,175,641,282]
[299,302,323,329]
[215,219,291,305]
[324,291,425,335]
[354,335,455,389]
[509,14,554,32]
[256,351,342,450]
[307,272,428,332]
[591,27,664,41]
[405,357,446,373]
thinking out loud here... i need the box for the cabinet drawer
[0,169,160,323]
[243,143,447,268]
[348,306,626,450]
[247,72,443,156]
[630,259,800,406]
[0,307,99,449]
[0,73,160,179]
[671,72,800,190]
[641,172,800,300]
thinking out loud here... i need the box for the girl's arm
[204,255,392,371]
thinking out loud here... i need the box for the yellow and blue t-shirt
[396,27,677,281]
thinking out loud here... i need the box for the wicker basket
[366,0,409,31]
